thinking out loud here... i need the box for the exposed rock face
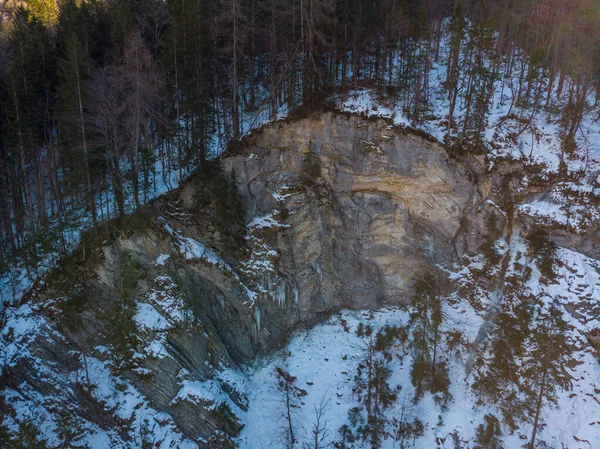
[221,112,476,339]
[3,111,596,447]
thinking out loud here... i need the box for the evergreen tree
[27,0,59,26]
[522,301,573,449]
[15,422,49,449]
[407,271,450,404]
[3,10,57,236]
[120,28,161,208]
[343,324,403,449]
[527,231,557,282]
[56,408,85,449]
[472,294,533,430]
[473,414,504,449]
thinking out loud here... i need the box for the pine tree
[15,422,49,449]
[299,0,334,104]
[407,271,450,404]
[4,10,57,237]
[345,324,403,449]
[473,414,504,449]
[522,301,573,449]
[0,392,16,447]
[216,0,248,140]
[56,408,85,449]
[27,0,59,26]
[472,294,533,430]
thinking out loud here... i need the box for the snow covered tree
[56,409,85,449]
[310,394,332,449]
[472,294,533,430]
[389,392,424,449]
[0,392,15,447]
[15,422,49,449]
[527,231,557,282]
[0,424,14,448]
[206,402,244,448]
[474,291,574,441]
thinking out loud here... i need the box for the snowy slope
[232,226,600,448]
[235,259,600,449]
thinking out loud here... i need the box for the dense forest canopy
[0,0,599,300]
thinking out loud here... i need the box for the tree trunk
[286,387,295,446]
[232,0,240,140]
[111,126,125,217]
[529,371,547,449]
[74,46,97,226]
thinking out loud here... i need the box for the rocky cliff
[1,111,598,448]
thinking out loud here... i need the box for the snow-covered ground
[0,266,200,448]
[232,224,600,448]
[234,256,600,448]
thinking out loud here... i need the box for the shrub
[527,230,557,281]
[300,148,322,188]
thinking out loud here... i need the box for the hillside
[1,111,599,448]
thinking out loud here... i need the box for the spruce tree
[473,414,504,449]
[522,301,573,449]
[408,271,450,404]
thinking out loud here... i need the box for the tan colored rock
[221,112,477,320]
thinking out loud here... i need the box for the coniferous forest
[1,0,600,296]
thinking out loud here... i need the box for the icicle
[255,304,261,331]
[293,281,299,304]
[252,304,261,342]
[423,233,434,257]
[275,280,286,307]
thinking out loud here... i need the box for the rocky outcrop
[3,111,597,447]
[221,112,477,346]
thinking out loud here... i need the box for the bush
[276,200,290,222]
[119,250,140,300]
[210,402,244,438]
[480,213,502,269]
[300,148,322,188]
[527,230,556,281]
[102,250,141,370]
[213,170,246,255]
